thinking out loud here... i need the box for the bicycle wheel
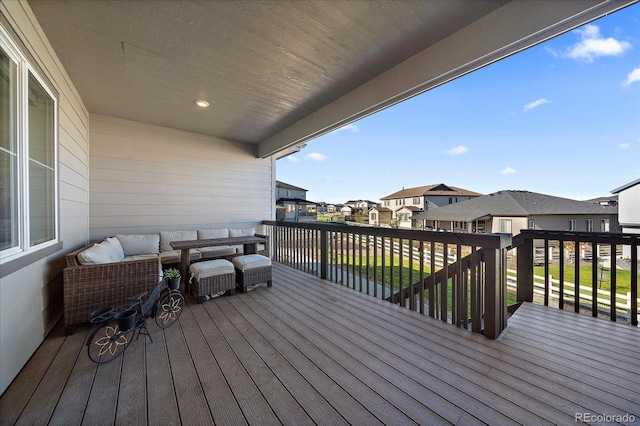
[87,321,135,363]
[155,291,184,329]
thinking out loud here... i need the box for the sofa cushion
[197,228,229,239]
[159,249,202,265]
[229,228,255,238]
[115,234,160,256]
[160,230,197,253]
[104,237,125,261]
[77,242,114,265]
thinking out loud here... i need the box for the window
[383,200,389,206]
[371,212,377,221]
[449,197,457,204]
[601,219,609,232]
[569,219,576,231]
[499,219,512,233]
[413,197,420,204]
[528,219,535,229]
[1,29,58,261]
[586,219,593,232]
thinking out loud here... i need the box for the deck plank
[0,324,67,425]
[14,327,87,426]
[178,303,247,425]
[216,296,348,426]
[2,261,638,425]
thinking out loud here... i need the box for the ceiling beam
[258,0,636,158]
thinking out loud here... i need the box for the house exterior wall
[525,214,619,233]
[617,183,640,228]
[1,1,90,394]
[89,115,274,239]
[276,185,306,200]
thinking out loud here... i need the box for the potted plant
[163,268,181,290]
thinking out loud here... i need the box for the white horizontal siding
[0,1,90,394]
[89,115,274,239]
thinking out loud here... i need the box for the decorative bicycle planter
[86,276,184,363]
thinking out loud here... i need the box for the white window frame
[569,219,576,231]
[528,219,535,229]
[586,218,593,232]
[0,26,59,262]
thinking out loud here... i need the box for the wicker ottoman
[232,254,272,293]
[189,259,236,303]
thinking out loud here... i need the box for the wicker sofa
[63,227,268,334]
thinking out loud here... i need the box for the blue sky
[276,4,640,204]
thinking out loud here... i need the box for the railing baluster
[441,243,448,322]
[559,239,565,310]
[592,241,598,318]
[574,243,580,313]
[373,235,378,298]
[544,239,549,306]
[429,241,436,318]
[419,240,424,314]
[631,243,638,326]
[409,240,414,311]
[382,236,386,300]
[610,243,616,321]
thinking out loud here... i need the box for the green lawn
[534,265,638,296]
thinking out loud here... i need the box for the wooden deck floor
[2,262,639,425]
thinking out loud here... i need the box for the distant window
[528,219,535,229]
[413,197,420,204]
[286,190,291,196]
[586,219,593,232]
[371,213,377,221]
[569,219,576,231]
[601,219,609,232]
[449,197,457,204]
[383,200,389,206]
[499,219,512,234]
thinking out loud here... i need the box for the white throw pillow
[229,228,255,238]
[104,237,125,261]
[197,228,229,239]
[115,234,160,256]
[77,243,113,265]
[159,230,198,252]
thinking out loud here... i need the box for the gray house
[411,190,619,235]
[275,181,317,222]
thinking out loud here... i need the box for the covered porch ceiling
[27,0,634,158]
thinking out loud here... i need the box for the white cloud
[285,155,298,163]
[500,167,516,175]
[305,152,327,161]
[523,98,551,112]
[333,123,360,133]
[619,143,630,149]
[445,145,468,155]
[564,24,631,62]
[624,67,640,86]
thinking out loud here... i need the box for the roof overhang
[23,0,636,158]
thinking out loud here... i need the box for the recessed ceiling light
[195,99,209,108]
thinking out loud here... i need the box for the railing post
[517,236,534,303]
[484,247,507,339]
[320,228,328,280]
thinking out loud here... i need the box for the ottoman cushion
[190,259,235,279]
[232,254,271,272]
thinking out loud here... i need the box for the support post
[517,237,534,303]
[484,248,507,339]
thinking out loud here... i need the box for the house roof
[381,183,482,200]
[276,181,307,192]
[371,206,393,213]
[277,197,317,205]
[411,190,618,222]
[611,178,640,194]
[26,1,629,158]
